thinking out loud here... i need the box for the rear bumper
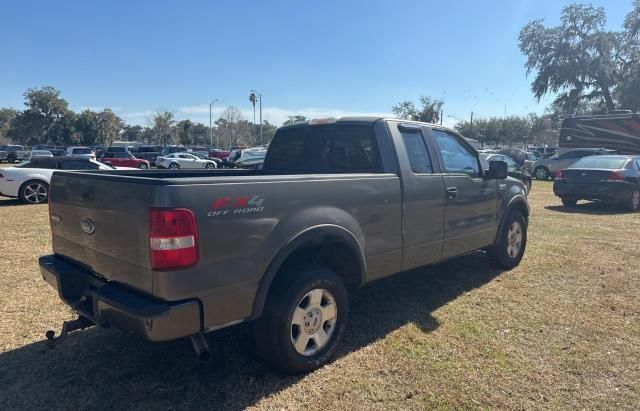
[553,181,632,201]
[39,254,201,341]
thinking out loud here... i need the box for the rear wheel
[205,162,216,169]
[254,267,348,374]
[561,197,578,207]
[534,167,550,180]
[138,163,149,169]
[168,162,179,169]
[625,188,640,212]
[488,211,527,269]
[19,180,49,204]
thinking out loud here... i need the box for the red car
[99,152,150,169]
[208,148,231,159]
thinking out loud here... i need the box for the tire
[488,211,527,269]
[561,197,578,207]
[624,188,640,212]
[254,267,349,374]
[205,162,216,169]
[524,179,532,194]
[138,163,149,169]
[19,180,49,204]
[534,166,550,180]
[168,162,180,169]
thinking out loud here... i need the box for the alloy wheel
[23,183,48,204]
[290,288,337,356]
[506,221,523,258]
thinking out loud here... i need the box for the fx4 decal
[208,195,265,217]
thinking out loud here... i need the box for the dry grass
[0,181,638,410]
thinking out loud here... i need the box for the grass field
[0,181,638,409]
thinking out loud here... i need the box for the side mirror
[485,160,508,179]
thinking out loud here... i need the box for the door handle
[446,187,457,199]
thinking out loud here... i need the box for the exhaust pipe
[190,333,211,362]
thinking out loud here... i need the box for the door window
[400,129,433,173]
[431,129,480,177]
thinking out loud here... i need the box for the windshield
[571,156,627,169]
[73,148,93,154]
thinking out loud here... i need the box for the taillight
[555,170,563,180]
[607,171,625,182]
[149,208,198,270]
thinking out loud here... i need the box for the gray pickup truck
[40,117,529,374]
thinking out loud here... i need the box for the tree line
[0,87,280,148]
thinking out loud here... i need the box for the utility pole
[209,99,218,147]
[249,92,257,145]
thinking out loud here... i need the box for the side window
[634,160,640,171]
[59,160,86,170]
[503,156,518,171]
[431,129,480,177]
[400,130,433,173]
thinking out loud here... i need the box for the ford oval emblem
[80,218,96,235]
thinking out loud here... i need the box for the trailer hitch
[45,316,95,348]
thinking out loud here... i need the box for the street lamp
[250,89,262,145]
[209,99,218,147]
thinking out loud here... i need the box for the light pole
[209,99,218,147]
[249,92,257,144]
[250,89,262,145]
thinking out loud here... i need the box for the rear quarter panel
[153,174,402,329]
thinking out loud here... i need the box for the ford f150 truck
[40,117,529,374]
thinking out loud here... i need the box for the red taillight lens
[607,171,624,181]
[149,208,198,270]
[555,170,563,179]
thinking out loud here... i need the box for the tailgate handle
[446,187,457,199]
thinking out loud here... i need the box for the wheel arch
[250,224,366,320]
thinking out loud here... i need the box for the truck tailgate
[49,172,154,294]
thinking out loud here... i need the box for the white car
[66,146,96,160]
[155,153,217,169]
[0,157,115,204]
[29,150,54,159]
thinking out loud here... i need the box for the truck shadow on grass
[0,252,502,410]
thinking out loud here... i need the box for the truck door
[389,122,446,270]
[429,129,498,258]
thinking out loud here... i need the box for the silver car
[531,148,612,180]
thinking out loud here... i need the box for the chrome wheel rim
[535,168,547,179]
[290,288,337,356]
[24,183,47,204]
[506,221,523,258]
[205,163,215,169]
[633,190,640,210]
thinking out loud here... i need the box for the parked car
[234,147,267,168]
[0,157,115,204]
[49,148,66,157]
[41,117,529,374]
[99,152,150,169]
[131,145,162,166]
[155,152,217,169]
[531,148,613,180]
[209,148,231,160]
[0,145,29,163]
[106,146,129,153]
[483,153,532,193]
[191,152,222,167]
[161,145,188,155]
[553,155,640,210]
[66,146,96,160]
[29,150,54,159]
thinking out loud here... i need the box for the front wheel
[561,197,578,207]
[168,162,180,169]
[19,180,49,204]
[254,267,348,374]
[138,163,149,169]
[205,162,216,169]
[488,211,527,269]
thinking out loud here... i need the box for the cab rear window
[264,124,382,173]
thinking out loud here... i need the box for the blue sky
[0,0,632,126]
